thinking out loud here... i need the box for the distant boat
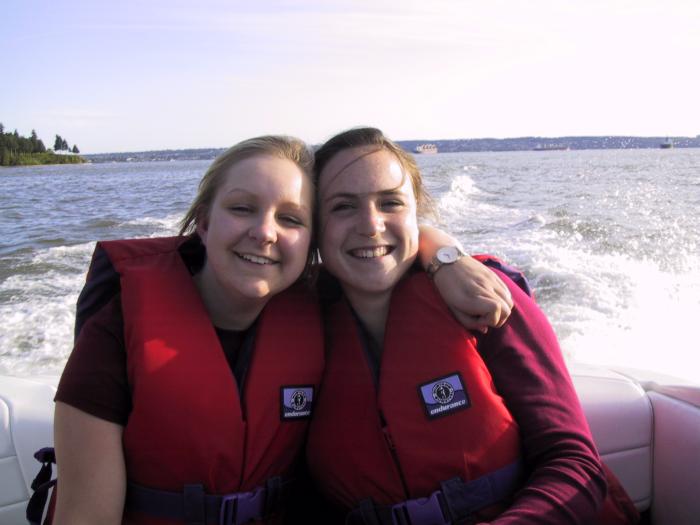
[533,143,569,151]
[660,138,674,149]
[414,143,438,154]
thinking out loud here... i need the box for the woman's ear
[195,211,209,245]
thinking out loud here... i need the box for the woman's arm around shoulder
[418,225,513,331]
[478,269,606,524]
[52,402,126,525]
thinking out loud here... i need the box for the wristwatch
[426,245,466,279]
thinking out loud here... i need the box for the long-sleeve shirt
[474,269,606,523]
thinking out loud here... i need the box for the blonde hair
[179,135,314,235]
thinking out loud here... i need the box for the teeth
[350,246,389,259]
[239,253,276,265]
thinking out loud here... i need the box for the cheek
[319,218,345,253]
[282,229,312,260]
[401,214,420,251]
[401,212,419,235]
[317,224,337,264]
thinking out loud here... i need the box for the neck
[194,264,265,331]
[344,288,393,349]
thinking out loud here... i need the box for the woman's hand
[53,402,126,525]
[432,255,513,332]
[418,225,513,332]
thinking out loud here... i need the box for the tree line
[0,123,82,166]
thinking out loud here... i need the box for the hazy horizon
[3,0,699,154]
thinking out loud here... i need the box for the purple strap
[391,490,446,525]
[440,461,522,518]
[348,461,522,525]
[126,477,285,525]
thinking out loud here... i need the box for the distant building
[414,144,438,154]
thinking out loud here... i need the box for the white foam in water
[431,159,700,385]
[561,253,700,382]
[497,228,700,383]
[0,244,95,376]
[122,213,182,232]
[438,175,516,227]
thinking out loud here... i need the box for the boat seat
[570,362,653,511]
[2,367,699,524]
[570,362,700,524]
[0,376,57,525]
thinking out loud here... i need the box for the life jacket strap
[347,461,522,525]
[125,476,292,525]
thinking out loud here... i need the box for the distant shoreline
[80,135,700,163]
[0,152,86,168]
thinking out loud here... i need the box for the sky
[2,0,699,153]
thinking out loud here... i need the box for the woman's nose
[249,213,278,244]
[356,204,385,237]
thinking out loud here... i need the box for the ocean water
[1,150,699,382]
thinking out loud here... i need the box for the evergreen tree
[72,145,80,154]
[20,136,33,153]
[0,123,4,134]
[62,138,69,150]
[54,135,63,151]
[6,133,18,153]
[30,130,41,153]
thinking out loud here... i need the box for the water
[1,151,699,382]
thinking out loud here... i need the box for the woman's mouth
[348,245,394,259]
[236,252,278,265]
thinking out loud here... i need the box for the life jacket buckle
[219,486,266,525]
[391,490,450,525]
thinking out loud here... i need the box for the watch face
[437,246,460,263]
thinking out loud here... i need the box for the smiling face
[318,146,420,304]
[196,154,313,305]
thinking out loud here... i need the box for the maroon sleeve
[55,295,131,426]
[477,269,606,524]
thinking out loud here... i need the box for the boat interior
[2,363,699,524]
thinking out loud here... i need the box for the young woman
[49,136,322,525]
[306,128,622,524]
[38,135,514,525]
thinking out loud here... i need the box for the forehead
[219,155,312,203]
[319,147,410,197]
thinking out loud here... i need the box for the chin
[235,280,274,300]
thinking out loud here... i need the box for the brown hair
[313,127,435,218]
[179,135,314,235]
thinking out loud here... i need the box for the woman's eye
[381,199,404,210]
[228,205,252,214]
[280,215,305,227]
[331,202,354,212]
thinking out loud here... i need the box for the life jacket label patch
[280,385,314,420]
[418,372,471,419]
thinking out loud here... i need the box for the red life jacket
[99,236,324,524]
[306,271,521,518]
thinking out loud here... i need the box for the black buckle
[219,486,266,525]
[391,490,449,525]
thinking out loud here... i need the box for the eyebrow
[323,188,407,202]
[224,188,312,214]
